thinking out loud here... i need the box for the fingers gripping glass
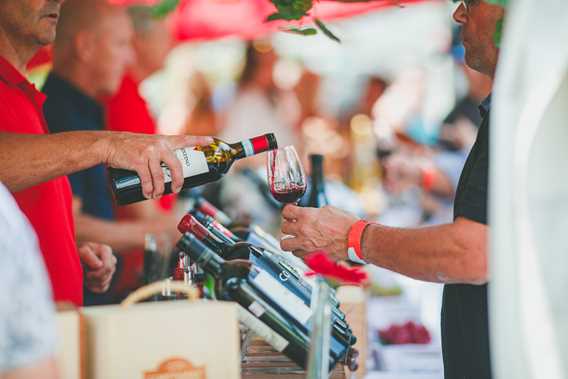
[267,146,307,205]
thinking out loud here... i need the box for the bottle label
[237,306,289,352]
[251,269,312,326]
[248,301,265,318]
[163,148,209,183]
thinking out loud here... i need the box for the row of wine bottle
[173,196,358,372]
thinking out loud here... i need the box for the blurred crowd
[0,0,493,376]
[16,1,493,304]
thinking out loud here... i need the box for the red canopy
[27,0,433,70]
[107,0,161,4]
[171,0,431,41]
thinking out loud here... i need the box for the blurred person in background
[294,69,366,217]
[42,0,189,305]
[360,76,389,118]
[182,72,219,137]
[201,41,299,228]
[279,2,504,378]
[382,55,492,225]
[221,41,297,148]
[105,6,181,298]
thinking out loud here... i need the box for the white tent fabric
[491,1,568,378]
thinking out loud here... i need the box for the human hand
[101,133,213,199]
[79,242,117,293]
[280,205,358,262]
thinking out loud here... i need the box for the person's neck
[0,30,39,73]
[52,63,100,100]
[129,64,153,83]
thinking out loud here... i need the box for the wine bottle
[301,154,330,208]
[109,133,278,205]
[178,215,354,346]
[173,252,186,282]
[177,233,346,370]
[190,210,239,244]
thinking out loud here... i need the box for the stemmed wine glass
[267,146,307,205]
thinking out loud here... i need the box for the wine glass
[267,146,307,204]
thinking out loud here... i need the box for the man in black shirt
[278,1,504,378]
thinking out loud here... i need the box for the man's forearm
[75,213,147,253]
[0,131,111,192]
[362,217,488,285]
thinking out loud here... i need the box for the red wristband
[347,220,370,264]
[421,167,436,192]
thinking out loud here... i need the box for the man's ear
[74,30,96,63]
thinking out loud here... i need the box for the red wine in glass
[267,146,307,205]
[270,183,306,204]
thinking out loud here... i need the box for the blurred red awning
[107,0,162,4]
[27,0,435,70]
[172,0,433,41]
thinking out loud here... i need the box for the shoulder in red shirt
[0,56,83,305]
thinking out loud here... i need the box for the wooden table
[241,338,347,379]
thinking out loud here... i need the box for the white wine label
[163,148,209,184]
[237,306,289,352]
[248,301,266,318]
[242,139,254,157]
[252,269,312,326]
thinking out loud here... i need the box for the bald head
[52,0,134,98]
[55,0,127,56]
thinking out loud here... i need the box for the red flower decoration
[378,321,431,345]
[304,251,368,285]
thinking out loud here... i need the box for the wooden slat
[241,337,346,379]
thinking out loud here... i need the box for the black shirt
[42,73,115,221]
[441,96,492,379]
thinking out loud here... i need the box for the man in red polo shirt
[0,0,211,306]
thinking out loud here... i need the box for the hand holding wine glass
[267,146,307,205]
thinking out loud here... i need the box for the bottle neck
[196,197,232,226]
[231,133,278,160]
[191,211,225,239]
[205,215,239,244]
[310,156,326,192]
[177,233,224,277]
[199,228,233,257]
[173,253,186,281]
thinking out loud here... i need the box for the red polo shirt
[106,73,175,211]
[0,56,83,305]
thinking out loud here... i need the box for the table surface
[241,337,347,379]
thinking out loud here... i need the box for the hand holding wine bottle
[104,134,214,200]
[109,133,278,205]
